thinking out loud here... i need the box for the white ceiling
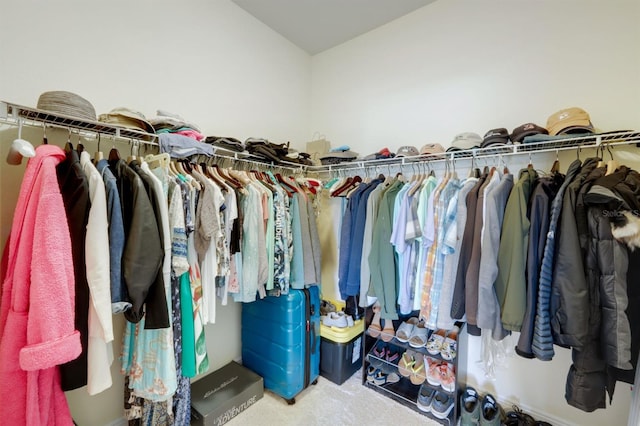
[231,0,436,55]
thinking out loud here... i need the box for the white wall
[311,1,640,425]
[311,0,640,155]
[0,1,310,425]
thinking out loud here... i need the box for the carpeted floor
[227,369,442,426]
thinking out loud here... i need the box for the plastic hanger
[145,152,170,170]
[6,119,36,165]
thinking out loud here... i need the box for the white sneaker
[322,312,353,328]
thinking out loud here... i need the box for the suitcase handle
[310,321,317,355]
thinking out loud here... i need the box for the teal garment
[368,180,405,320]
[180,271,196,378]
[290,194,305,289]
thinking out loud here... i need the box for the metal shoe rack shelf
[362,309,463,425]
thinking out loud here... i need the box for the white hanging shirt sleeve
[80,151,114,395]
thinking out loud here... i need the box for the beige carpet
[227,369,442,426]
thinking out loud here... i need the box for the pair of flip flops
[398,350,426,385]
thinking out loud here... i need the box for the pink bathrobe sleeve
[0,145,81,426]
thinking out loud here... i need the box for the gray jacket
[476,172,513,340]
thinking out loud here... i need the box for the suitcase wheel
[286,397,296,405]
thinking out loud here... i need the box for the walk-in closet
[1,1,639,425]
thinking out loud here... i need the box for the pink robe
[0,145,81,425]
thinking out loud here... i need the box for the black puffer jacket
[565,166,640,411]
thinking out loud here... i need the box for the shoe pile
[321,311,354,328]
[320,300,355,328]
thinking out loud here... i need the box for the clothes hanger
[145,152,170,169]
[108,135,121,161]
[500,155,509,175]
[76,132,85,154]
[596,144,605,168]
[126,140,138,163]
[42,122,48,145]
[605,144,619,176]
[94,134,104,163]
[550,150,560,174]
[6,119,36,165]
[64,128,74,153]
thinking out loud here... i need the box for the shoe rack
[362,307,464,426]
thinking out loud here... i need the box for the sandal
[385,347,401,366]
[368,341,387,368]
[408,321,429,348]
[395,317,419,343]
[440,326,460,361]
[426,328,447,355]
[367,302,382,337]
[409,354,426,385]
[397,350,416,377]
[380,319,396,343]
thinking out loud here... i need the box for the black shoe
[344,295,364,320]
[504,405,536,426]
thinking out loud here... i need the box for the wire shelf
[3,100,638,175]
[0,100,307,172]
[308,130,640,175]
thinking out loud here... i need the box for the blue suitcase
[241,286,320,404]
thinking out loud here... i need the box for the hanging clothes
[515,171,564,358]
[0,145,81,426]
[476,170,514,340]
[80,151,115,395]
[109,159,164,325]
[369,179,404,320]
[494,167,538,332]
[96,159,130,314]
[437,176,476,330]
[531,159,581,360]
[450,174,486,320]
[57,147,91,391]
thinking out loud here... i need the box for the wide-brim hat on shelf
[37,91,97,121]
[546,107,594,136]
[98,107,155,134]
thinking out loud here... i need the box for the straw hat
[37,91,97,121]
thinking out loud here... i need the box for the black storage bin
[320,325,364,385]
